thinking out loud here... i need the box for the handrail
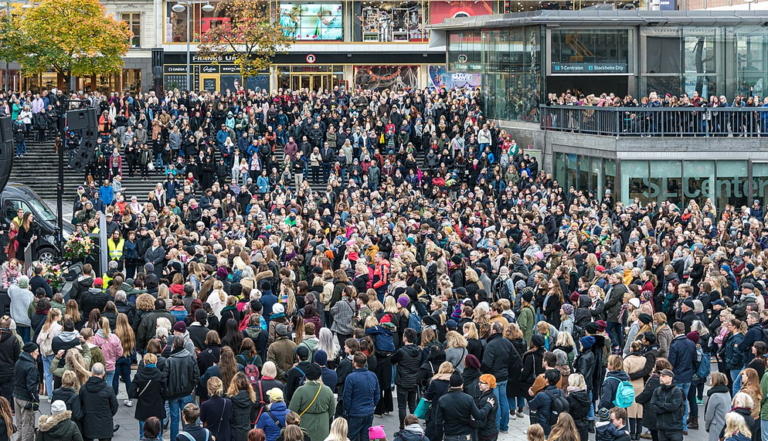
[538,105,768,137]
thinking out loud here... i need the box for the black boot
[689,417,699,430]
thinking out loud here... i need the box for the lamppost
[2,0,32,92]
[170,0,215,91]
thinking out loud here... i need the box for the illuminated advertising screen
[280,3,343,41]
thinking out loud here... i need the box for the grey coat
[704,389,730,441]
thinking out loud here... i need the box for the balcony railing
[539,105,768,137]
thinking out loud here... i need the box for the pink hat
[369,426,386,440]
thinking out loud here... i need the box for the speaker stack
[66,108,99,173]
[0,117,13,194]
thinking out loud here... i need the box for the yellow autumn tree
[198,0,296,87]
[4,0,131,89]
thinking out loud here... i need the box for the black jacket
[481,332,516,382]
[0,329,20,379]
[51,386,79,413]
[13,352,39,403]
[435,389,493,437]
[69,276,93,305]
[634,374,661,430]
[285,361,313,404]
[127,365,167,421]
[575,296,593,327]
[230,390,255,441]
[568,389,591,435]
[475,389,499,438]
[574,349,596,393]
[165,347,200,399]
[391,344,422,390]
[79,376,118,440]
[649,382,685,431]
[79,289,111,317]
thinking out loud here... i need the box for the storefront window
[279,2,344,41]
[122,69,142,93]
[620,160,649,206]
[356,1,426,42]
[565,154,578,191]
[649,161,682,207]
[604,159,616,200]
[354,66,418,91]
[555,152,566,188]
[716,161,749,210]
[682,160,715,209]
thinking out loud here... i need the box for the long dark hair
[222,319,243,355]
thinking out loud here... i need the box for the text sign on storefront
[551,63,628,73]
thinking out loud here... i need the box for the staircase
[9,137,164,201]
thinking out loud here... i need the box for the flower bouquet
[43,263,65,292]
[63,233,95,262]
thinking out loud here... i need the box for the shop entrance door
[290,74,332,92]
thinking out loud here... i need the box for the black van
[1,182,75,264]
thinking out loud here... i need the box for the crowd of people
[0,82,765,441]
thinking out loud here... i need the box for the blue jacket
[343,367,380,417]
[99,185,114,205]
[256,401,289,441]
[528,385,566,430]
[216,129,229,148]
[257,176,270,194]
[668,335,696,383]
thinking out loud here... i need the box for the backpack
[494,277,513,302]
[244,356,261,388]
[694,345,711,381]
[604,376,635,408]
[179,430,210,441]
[544,389,570,425]
[571,323,585,344]
[408,309,423,333]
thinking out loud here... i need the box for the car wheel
[36,248,56,265]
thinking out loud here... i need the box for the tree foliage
[0,0,131,85]
[198,0,296,84]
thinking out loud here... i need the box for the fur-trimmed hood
[255,270,274,282]
[38,411,72,432]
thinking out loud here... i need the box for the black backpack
[494,278,512,302]
[544,389,570,425]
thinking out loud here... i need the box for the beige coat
[623,354,646,419]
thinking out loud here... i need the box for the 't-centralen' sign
[552,63,628,74]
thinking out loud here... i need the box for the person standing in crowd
[0,316,21,410]
[36,400,83,441]
[435,372,495,441]
[9,276,34,343]
[287,363,335,441]
[343,352,380,441]
[166,336,200,441]
[13,342,39,441]
[390,328,421,431]
[128,353,166,440]
[668,322,696,434]
[650,369,685,440]
[79,363,119,441]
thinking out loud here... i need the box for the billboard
[429,0,495,25]
[428,65,482,89]
[280,3,343,41]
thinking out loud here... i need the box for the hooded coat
[127,364,167,421]
[35,411,83,441]
[78,376,118,440]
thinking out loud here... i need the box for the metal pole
[57,110,65,257]
[186,2,190,91]
[5,3,10,93]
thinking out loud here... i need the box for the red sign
[429,0,495,25]
[306,54,316,64]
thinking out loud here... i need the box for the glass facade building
[437,12,768,123]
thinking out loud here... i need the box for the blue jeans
[731,369,743,395]
[494,380,510,431]
[606,321,623,350]
[588,390,595,421]
[104,371,115,389]
[42,355,54,398]
[347,414,374,441]
[16,141,26,156]
[113,356,132,395]
[762,420,768,441]
[156,153,164,168]
[676,382,691,432]
[508,395,526,413]
[17,326,30,344]
[168,395,192,441]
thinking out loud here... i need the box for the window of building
[649,160,682,207]
[122,13,141,48]
[620,160,649,206]
[683,160,715,209]
[165,0,222,44]
[279,3,344,41]
[683,27,720,98]
[357,1,426,42]
[550,29,632,74]
[716,161,749,210]
[735,27,768,97]
[447,31,483,72]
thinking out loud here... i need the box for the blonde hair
[66,349,91,387]
[555,331,574,348]
[207,376,224,397]
[261,361,277,378]
[725,412,752,438]
[463,322,479,340]
[326,417,348,441]
[143,353,157,365]
[732,392,754,410]
[42,309,61,333]
[61,370,80,391]
[446,331,468,349]
[527,424,546,441]
[608,354,624,371]
[99,317,111,338]
[568,373,586,389]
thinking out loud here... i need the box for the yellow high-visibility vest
[108,238,125,260]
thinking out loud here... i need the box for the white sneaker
[510,414,516,420]
[124,399,133,407]
[516,410,524,418]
